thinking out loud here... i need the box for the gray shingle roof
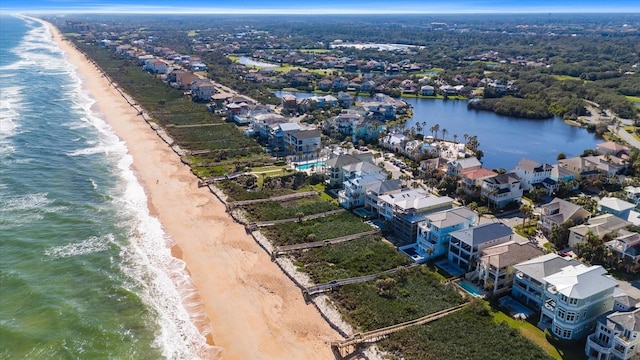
[449,222,513,246]
[514,253,582,284]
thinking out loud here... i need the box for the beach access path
[46,22,340,359]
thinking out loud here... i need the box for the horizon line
[4,9,640,15]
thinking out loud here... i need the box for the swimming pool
[458,280,485,297]
[295,161,325,170]
[499,296,534,319]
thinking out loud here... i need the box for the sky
[1,0,639,14]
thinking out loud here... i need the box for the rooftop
[514,253,582,284]
[543,264,618,299]
[450,222,513,247]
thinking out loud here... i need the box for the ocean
[0,15,213,359]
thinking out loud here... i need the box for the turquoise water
[458,281,485,297]
[0,15,212,358]
[295,160,325,170]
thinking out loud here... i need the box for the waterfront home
[377,189,454,242]
[596,141,631,158]
[475,240,544,296]
[352,119,386,143]
[461,168,498,195]
[251,113,287,138]
[269,122,301,154]
[286,129,321,160]
[420,85,435,96]
[599,197,636,221]
[481,172,523,209]
[281,94,297,112]
[327,113,364,136]
[538,198,591,235]
[538,264,619,341]
[585,295,639,360]
[568,214,630,248]
[415,207,478,261]
[338,173,387,210]
[447,157,482,176]
[559,155,627,184]
[448,222,514,273]
[191,79,215,102]
[337,91,354,108]
[144,59,168,74]
[551,164,577,183]
[325,153,375,188]
[167,69,199,91]
[364,179,403,214]
[380,133,408,153]
[605,231,640,273]
[512,253,582,309]
[513,159,554,191]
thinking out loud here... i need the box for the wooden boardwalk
[245,209,345,231]
[331,303,469,358]
[197,171,248,187]
[271,230,379,259]
[228,191,318,208]
[303,263,419,298]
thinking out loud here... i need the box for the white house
[447,157,482,176]
[513,159,554,191]
[481,172,523,209]
[538,264,619,341]
[338,173,387,210]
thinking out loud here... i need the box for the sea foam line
[23,16,221,359]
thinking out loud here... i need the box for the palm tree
[441,128,448,141]
[520,204,534,228]
[463,133,469,146]
[453,134,458,144]
[430,124,440,139]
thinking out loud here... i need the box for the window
[566,312,577,322]
[562,329,572,339]
[598,333,610,344]
[569,297,578,305]
[560,294,568,303]
[557,308,566,320]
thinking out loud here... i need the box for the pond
[274,91,601,170]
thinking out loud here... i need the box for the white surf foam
[45,234,114,259]
[0,85,24,138]
[22,15,222,358]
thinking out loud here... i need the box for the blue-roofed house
[447,222,514,272]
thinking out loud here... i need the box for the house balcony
[544,299,556,312]
[587,335,611,355]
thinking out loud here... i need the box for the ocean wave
[44,234,115,259]
[0,85,24,138]
[113,152,221,359]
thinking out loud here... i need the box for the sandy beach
[45,22,340,359]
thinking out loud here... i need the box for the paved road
[612,126,640,149]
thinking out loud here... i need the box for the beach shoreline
[44,20,340,359]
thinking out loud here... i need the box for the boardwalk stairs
[331,303,469,358]
[303,263,419,300]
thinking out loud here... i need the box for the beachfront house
[191,79,215,102]
[325,153,375,188]
[377,189,454,242]
[538,198,591,235]
[474,240,544,296]
[363,179,403,214]
[511,254,582,310]
[513,159,554,191]
[585,296,640,360]
[338,173,387,210]
[537,264,619,341]
[447,222,514,273]
[414,207,478,261]
[480,172,523,209]
[286,129,321,160]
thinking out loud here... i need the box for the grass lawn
[240,196,339,222]
[493,311,564,359]
[552,75,587,82]
[625,95,640,103]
